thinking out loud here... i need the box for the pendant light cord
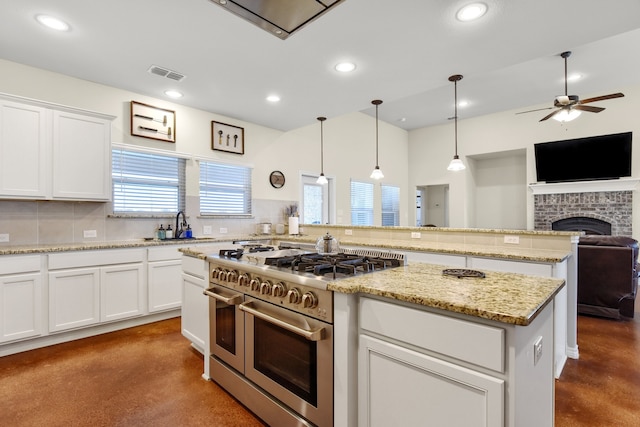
[454,79,458,156]
[317,116,326,174]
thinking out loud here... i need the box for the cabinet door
[148,260,182,312]
[0,273,42,342]
[359,334,504,427]
[49,268,100,332]
[52,110,111,201]
[0,100,49,198]
[181,272,207,351]
[101,263,145,322]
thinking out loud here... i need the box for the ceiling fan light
[553,109,582,122]
[447,156,466,171]
[316,173,328,185]
[370,166,384,180]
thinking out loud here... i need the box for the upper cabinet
[0,93,115,201]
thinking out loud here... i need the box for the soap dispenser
[185,224,193,239]
[166,224,174,239]
[158,225,166,240]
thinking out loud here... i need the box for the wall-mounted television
[534,131,632,183]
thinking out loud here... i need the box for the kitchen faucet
[175,211,187,238]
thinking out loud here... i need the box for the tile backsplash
[0,197,297,245]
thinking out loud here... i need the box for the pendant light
[370,99,384,179]
[447,74,466,171]
[316,116,328,184]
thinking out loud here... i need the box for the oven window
[254,317,318,406]
[216,301,236,354]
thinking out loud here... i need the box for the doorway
[416,185,449,227]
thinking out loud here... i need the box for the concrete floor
[1,314,638,426]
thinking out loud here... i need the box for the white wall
[408,83,640,238]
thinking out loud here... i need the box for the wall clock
[269,171,285,188]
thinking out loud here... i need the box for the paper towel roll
[288,217,299,235]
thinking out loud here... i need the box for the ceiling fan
[519,51,624,122]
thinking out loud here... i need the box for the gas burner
[247,245,275,253]
[219,248,244,259]
[265,253,401,279]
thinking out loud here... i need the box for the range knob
[226,270,238,283]
[238,273,251,287]
[212,268,224,281]
[286,288,302,304]
[249,277,261,291]
[272,282,286,297]
[302,292,318,309]
[260,280,273,295]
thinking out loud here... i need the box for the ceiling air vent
[147,65,186,82]
[210,0,345,40]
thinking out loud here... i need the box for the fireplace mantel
[529,178,639,195]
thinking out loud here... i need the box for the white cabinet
[52,110,112,200]
[181,255,208,351]
[0,256,42,343]
[0,92,114,201]
[49,267,100,332]
[148,246,185,313]
[48,249,145,332]
[0,99,49,198]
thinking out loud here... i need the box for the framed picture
[131,101,176,143]
[212,121,244,154]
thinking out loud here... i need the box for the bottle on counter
[185,224,193,239]
[165,224,174,239]
[158,224,166,240]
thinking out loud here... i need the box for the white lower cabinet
[181,255,208,351]
[359,334,504,427]
[148,259,182,312]
[0,267,42,343]
[48,249,145,333]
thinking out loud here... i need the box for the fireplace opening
[552,217,612,235]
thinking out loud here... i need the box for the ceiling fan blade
[516,106,553,115]
[574,105,605,113]
[539,109,561,122]
[579,93,624,104]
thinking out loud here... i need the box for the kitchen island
[181,244,563,427]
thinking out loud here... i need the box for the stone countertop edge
[327,263,565,326]
[0,234,572,263]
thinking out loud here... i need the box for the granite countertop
[328,262,565,326]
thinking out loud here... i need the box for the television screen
[534,132,632,183]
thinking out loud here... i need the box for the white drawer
[148,246,182,262]
[182,255,206,279]
[0,255,41,275]
[360,297,505,372]
[48,248,145,269]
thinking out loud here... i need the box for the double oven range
[203,244,404,427]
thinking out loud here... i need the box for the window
[381,185,400,226]
[200,161,252,215]
[112,148,185,213]
[350,180,373,225]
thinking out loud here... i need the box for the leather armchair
[578,235,639,319]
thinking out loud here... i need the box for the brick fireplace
[530,180,637,238]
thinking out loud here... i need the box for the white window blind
[350,180,373,225]
[112,148,185,213]
[200,161,252,215]
[381,185,400,226]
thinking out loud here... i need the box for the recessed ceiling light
[456,3,488,22]
[335,62,356,73]
[266,95,281,103]
[35,14,70,31]
[164,90,183,99]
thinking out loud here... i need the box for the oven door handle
[239,301,325,341]
[203,287,243,305]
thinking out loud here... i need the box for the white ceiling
[2,0,640,131]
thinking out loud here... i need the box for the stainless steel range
[203,244,404,427]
